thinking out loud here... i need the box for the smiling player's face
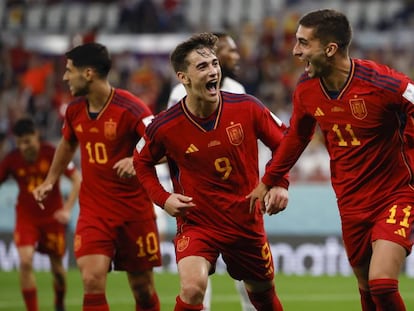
[62,59,91,97]
[180,47,222,105]
[292,25,331,79]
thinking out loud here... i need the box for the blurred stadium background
[1,0,414,305]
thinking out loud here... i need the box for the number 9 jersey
[135,91,287,239]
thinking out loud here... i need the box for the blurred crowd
[1,0,414,182]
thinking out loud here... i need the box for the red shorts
[174,225,275,282]
[14,218,66,257]
[74,215,162,271]
[342,199,414,267]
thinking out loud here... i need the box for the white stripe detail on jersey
[142,115,154,127]
[270,111,283,127]
[135,137,146,153]
[403,83,414,104]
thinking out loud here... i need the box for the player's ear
[325,43,338,57]
[84,67,94,81]
[177,71,189,85]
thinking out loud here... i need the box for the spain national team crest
[176,235,190,252]
[349,98,367,120]
[226,123,244,146]
[104,119,117,140]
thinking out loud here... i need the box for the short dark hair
[12,117,36,137]
[170,32,218,73]
[299,9,352,52]
[65,42,111,78]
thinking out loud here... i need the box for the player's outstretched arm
[33,137,78,209]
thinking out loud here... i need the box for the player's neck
[185,96,219,118]
[322,57,351,91]
[86,82,112,112]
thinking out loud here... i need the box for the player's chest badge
[104,119,117,140]
[349,98,367,120]
[226,123,244,146]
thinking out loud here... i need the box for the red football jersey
[135,91,287,238]
[263,59,414,215]
[63,88,154,220]
[0,143,75,221]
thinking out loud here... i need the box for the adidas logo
[185,144,199,153]
[394,228,406,238]
[314,107,325,117]
[75,124,83,132]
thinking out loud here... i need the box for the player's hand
[54,208,71,224]
[113,157,136,178]
[263,186,288,215]
[32,183,53,210]
[246,182,269,213]
[164,193,196,217]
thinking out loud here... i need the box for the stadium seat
[364,1,383,29]
[64,3,85,33]
[25,4,45,32]
[102,2,121,32]
[184,0,204,29]
[4,4,25,31]
[245,0,264,24]
[44,3,64,32]
[342,1,363,28]
[383,0,404,23]
[206,0,224,30]
[84,2,105,30]
[268,0,286,12]
[226,0,243,28]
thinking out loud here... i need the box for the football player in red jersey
[0,117,81,311]
[249,9,414,311]
[134,33,287,311]
[166,31,254,311]
[33,43,161,311]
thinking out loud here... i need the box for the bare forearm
[47,138,78,185]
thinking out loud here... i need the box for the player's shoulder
[353,58,389,76]
[2,148,20,163]
[112,88,152,115]
[112,88,148,108]
[353,58,406,91]
[67,96,85,110]
[146,103,183,139]
[354,58,403,77]
[221,91,266,110]
[295,71,317,89]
